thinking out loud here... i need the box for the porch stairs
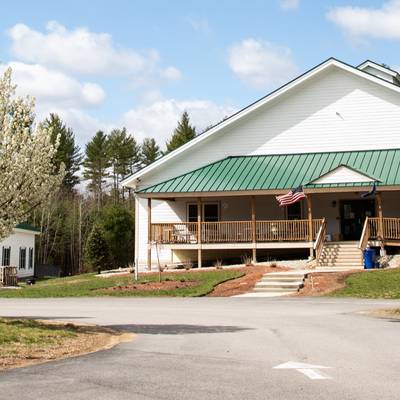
[318,241,363,269]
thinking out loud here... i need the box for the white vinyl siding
[138,67,400,189]
[312,166,375,184]
[0,230,37,277]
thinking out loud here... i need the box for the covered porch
[136,149,400,269]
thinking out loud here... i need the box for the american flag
[276,186,306,207]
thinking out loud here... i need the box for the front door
[340,200,375,240]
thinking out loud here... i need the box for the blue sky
[0,0,399,147]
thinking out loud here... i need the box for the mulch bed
[296,271,357,296]
[208,265,289,297]
[100,280,198,292]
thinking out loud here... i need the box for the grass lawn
[0,318,131,370]
[330,268,400,299]
[0,269,244,298]
[0,318,77,366]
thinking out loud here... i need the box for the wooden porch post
[377,193,384,239]
[147,198,152,271]
[197,198,202,268]
[251,196,257,264]
[306,195,314,258]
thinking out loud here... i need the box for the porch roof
[138,149,400,194]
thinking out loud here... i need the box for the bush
[84,223,110,271]
[96,204,135,268]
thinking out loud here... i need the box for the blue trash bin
[363,248,376,269]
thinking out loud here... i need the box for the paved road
[1,297,400,400]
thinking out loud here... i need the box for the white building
[0,223,40,278]
[122,58,400,270]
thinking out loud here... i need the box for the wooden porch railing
[202,221,252,243]
[151,222,198,244]
[151,219,324,244]
[314,218,327,265]
[359,217,400,249]
[256,219,322,242]
[359,216,370,250]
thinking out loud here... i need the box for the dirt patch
[208,265,289,297]
[364,308,400,319]
[296,271,358,296]
[99,280,198,293]
[0,320,133,371]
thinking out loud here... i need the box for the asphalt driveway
[0,297,399,400]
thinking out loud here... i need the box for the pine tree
[141,138,160,166]
[83,131,110,208]
[44,114,82,192]
[107,128,141,201]
[84,223,110,271]
[165,111,196,153]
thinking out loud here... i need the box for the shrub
[84,223,110,271]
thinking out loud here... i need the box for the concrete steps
[318,241,362,268]
[252,272,306,295]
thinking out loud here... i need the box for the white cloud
[46,108,114,145]
[228,38,299,89]
[1,62,105,107]
[123,98,237,144]
[8,21,179,81]
[327,0,400,40]
[160,66,182,81]
[188,18,211,34]
[279,0,299,10]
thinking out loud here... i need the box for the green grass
[0,318,76,347]
[330,268,400,299]
[0,269,244,298]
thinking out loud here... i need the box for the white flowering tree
[0,68,63,240]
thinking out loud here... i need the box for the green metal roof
[16,223,41,233]
[138,149,400,194]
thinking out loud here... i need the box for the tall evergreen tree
[83,131,110,208]
[108,127,141,201]
[165,111,196,153]
[141,138,160,166]
[45,113,82,192]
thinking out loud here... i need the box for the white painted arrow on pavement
[273,361,332,380]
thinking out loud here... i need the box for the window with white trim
[2,246,11,266]
[28,247,34,269]
[19,247,26,269]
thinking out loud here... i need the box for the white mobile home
[123,58,400,270]
[0,224,40,278]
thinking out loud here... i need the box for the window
[19,247,26,269]
[187,203,220,222]
[203,203,219,222]
[287,202,302,220]
[28,248,34,269]
[2,246,11,266]
[187,204,198,223]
